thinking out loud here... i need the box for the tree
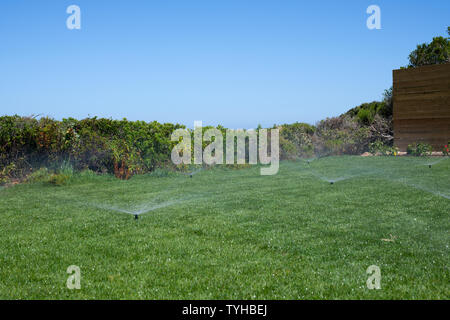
[408,28,450,67]
[381,87,393,118]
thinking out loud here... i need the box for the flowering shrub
[443,143,449,156]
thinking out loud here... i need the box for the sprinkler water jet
[184,167,202,178]
[90,198,187,220]
[424,157,447,168]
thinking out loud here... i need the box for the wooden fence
[393,63,450,151]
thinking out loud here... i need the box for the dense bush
[312,116,371,156]
[0,108,392,184]
[26,168,51,183]
[407,143,433,156]
[279,122,314,159]
[0,116,185,183]
[346,101,392,126]
[369,140,399,156]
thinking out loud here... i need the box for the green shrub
[279,122,314,159]
[48,173,70,186]
[369,140,399,156]
[407,143,432,156]
[347,101,389,125]
[0,111,393,179]
[313,116,371,156]
[279,136,299,160]
[26,168,51,183]
[357,109,374,125]
[0,163,16,185]
[0,115,186,179]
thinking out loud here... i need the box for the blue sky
[0,0,449,128]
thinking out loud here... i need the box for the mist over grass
[0,156,448,299]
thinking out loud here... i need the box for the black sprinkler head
[190,174,193,178]
[134,214,139,220]
[429,165,432,168]
[330,181,334,185]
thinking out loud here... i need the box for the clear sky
[0,0,449,128]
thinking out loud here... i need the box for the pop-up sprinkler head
[429,165,432,168]
[190,174,193,178]
[134,214,139,220]
[330,181,334,185]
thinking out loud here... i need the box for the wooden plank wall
[393,63,450,151]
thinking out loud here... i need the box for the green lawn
[0,156,449,299]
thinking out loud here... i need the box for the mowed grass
[0,156,448,299]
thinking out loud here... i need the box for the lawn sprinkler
[185,168,200,178]
[429,164,432,169]
[134,214,139,220]
[330,181,334,185]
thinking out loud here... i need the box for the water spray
[395,179,450,200]
[90,198,187,221]
[183,167,203,178]
[304,157,319,165]
[424,157,447,169]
